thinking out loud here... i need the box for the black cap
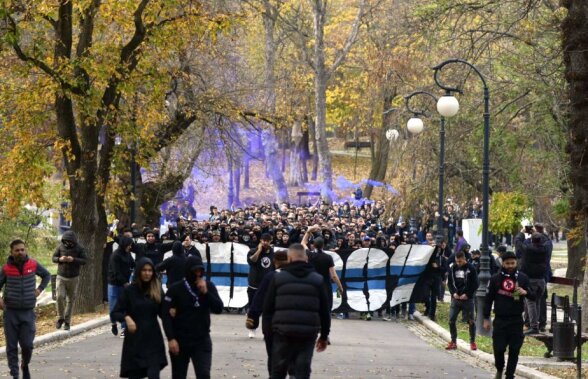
[496,245,507,254]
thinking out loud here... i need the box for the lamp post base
[476,291,491,337]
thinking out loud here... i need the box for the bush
[0,208,58,262]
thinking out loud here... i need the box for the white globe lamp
[406,117,424,135]
[386,129,399,142]
[436,95,460,117]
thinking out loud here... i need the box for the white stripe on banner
[389,244,435,308]
[325,251,344,309]
[345,248,388,312]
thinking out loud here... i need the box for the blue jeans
[108,284,127,329]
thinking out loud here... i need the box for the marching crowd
[0,198,555,379]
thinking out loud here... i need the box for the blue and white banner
[152,242,434,311]
[389,244,435,308]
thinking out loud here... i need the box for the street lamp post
[432,58,491,336]
[404,91,446,245]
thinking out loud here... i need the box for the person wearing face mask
[108,237,136,337]
[0,239,51,379]
[162,256,223,379]
[52,230,88,331]
[111,258,167,379]
[483,251,533,379]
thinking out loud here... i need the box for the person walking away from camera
[454,230,468,254]
[446,251,479,351]
[532,223,552,332]
[52,230,87,331]
[246,251,290,377]
[108,236,135,337]
[247,233,274,338]
[515,231,547,335]
[0,239,51,379]
[162,256,223,379]
[111,258,167,379]
[263,243,331,379]
[156,241,187,287]
[302,226,344,311]
[484,251,533,379]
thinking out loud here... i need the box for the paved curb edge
[0,315,110,356]
[413,311,559,379]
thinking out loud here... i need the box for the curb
[0,315,110,356]
[413,312,559,379]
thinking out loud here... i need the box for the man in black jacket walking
[446,251,479,351]
[162,256,223,379]
[52,230,87,330]
[156,241,187,287]
[514,231,547,334]
[263,243,331,379]
[484,251,533,379]
[108,237,135,337]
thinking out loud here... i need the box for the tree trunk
[301,128,310,183]
[244,139,251,189]
[308,117,319,181]
[364,87,395,199]
[261,0,289,203]
[312,2,334,202]
[562,0,588,330]
[70,180,107,313]
[234,163,241,206]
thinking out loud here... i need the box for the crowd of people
[0,198,556,379]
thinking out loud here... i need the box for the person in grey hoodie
[52,230,88,330]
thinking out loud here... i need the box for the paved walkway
[0,314,491,379]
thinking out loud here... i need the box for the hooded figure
[162,255,223,379]
[111,257,168,378]
[52,231,88,279]
[156,241,188,287]
[107,236,135,336]
[52,230,88,330]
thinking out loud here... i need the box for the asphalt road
[0,314,492,378]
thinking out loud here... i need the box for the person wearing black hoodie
[263,243,331,379]
[245,250,290,377]
[156,241,187,287]
[178,234,201,259]
[111,258,167,379]
[108,236,135,337]
[483,251,534,379]
[52,230,88,330]
[134,230,174,267]
[162,256,223,379]
[446,251,479,351]
[514,231,547,334]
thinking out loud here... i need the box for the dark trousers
[539,288,548,329]
[128,364,161,379]
[171,336,212,379]
[492,317,524,379]
[4,308,36,378]
[247,286,257,310]
[448,299,476,343]
[424,275,441,319]
[271,334,315,379]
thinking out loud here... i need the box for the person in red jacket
[0,239,51,379]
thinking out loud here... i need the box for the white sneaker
[248,329,256,339]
